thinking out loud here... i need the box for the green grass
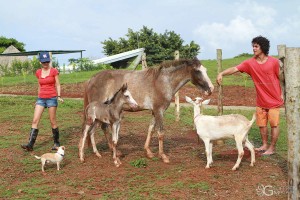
[202,55,254,87]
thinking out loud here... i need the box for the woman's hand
[57,96,64,103]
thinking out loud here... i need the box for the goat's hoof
[95,153,102,158]
[250,163,254,167]
[79,158,85,163]
[205,166,210,169]
[232,167,237,171]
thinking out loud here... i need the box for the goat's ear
[202,99,211,105]
[185,96,193,103]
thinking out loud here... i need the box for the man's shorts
[256,107,280,127]
[36,97,58,108]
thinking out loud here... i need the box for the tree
[0,36,26,53]
[102,26,200,66]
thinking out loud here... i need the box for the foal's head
[104,83,138,108]
[190,58,214,95]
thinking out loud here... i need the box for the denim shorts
[36,97,58,108]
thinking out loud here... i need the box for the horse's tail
[82,80,92,147]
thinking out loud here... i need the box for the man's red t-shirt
[236,56,283,109]
[36,68,59,98]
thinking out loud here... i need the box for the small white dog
[35,146,65,172]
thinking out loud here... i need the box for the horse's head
[190,58,214,95]
[121,83,138,108]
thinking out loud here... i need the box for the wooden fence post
[174,50,180,121]
[216,49,224,145]
[217,49,223,115]
[277,45,286,103]
[284,47,300,200]
[142,53,148,69]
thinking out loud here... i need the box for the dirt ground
[1,83,288,199]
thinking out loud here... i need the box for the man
[216,36,284,155]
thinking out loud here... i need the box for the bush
[68,57,114,72]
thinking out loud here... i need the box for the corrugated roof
[0,50,85,56]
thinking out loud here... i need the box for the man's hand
[216,73,223,85]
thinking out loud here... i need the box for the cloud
[235,0,277,27]
[194,16,257,57]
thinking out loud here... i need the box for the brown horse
[83,58,214,163]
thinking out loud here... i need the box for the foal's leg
[89,122,102,158]
[101,123,113,150]
[144,117,155,158]
[79,124,90,162]
[111,121,121,167]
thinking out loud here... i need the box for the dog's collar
[57,153,64,157]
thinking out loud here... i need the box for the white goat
[185,96,256,170]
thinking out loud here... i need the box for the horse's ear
[122,83,127,91]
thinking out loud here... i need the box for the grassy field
[0,56,254,87]
[0,96,288,199]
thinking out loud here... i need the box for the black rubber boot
[52,127,60,150]
[21,128,39,151]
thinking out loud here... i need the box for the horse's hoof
[114,158,122,167]
[146,152,155,159]
[160,154,170,163]
[116,150,122,157]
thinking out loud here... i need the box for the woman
[21,51,64,151]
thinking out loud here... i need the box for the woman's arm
[55,75,64,103]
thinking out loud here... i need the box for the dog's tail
[34,155,41,160]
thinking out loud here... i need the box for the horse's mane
[145,59,201,78]
[103,86,124,104]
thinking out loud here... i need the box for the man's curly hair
[252,36,270,55]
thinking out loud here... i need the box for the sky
[1,0,299,65]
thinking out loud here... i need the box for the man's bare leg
[255,126,269,152]
[262,126,279,155]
